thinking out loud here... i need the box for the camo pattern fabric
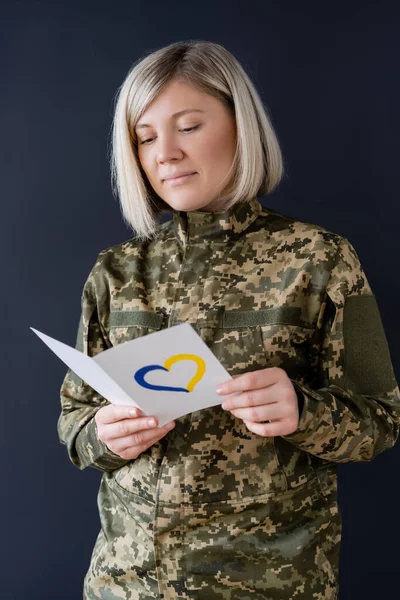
[58,197,400,599]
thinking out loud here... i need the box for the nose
[156,133,183,164]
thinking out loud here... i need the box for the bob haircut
[110,40,284,241]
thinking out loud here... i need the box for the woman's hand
[216,367,299,437]
[95,405,175,460]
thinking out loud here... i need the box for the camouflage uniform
[58,197,400,599]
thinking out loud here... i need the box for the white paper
[30,323,235,426]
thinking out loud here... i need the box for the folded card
[30,322,236,426]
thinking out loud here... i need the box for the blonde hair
[109,40,284,241]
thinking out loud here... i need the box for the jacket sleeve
[57,255,131,472]
[283,236,400,462]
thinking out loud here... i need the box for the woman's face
[135,79,237,212]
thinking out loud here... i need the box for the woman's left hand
[216,367,300,437]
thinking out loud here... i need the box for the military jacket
[58,197,400,600]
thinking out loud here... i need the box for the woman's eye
[139,125,200,145]
[181,125,200,133]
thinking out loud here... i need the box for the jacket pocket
[215,307,317,497]
[220,306,315,380]
[255,307,315,381]
[108,310,164,346]
[203,307,270,376]
[191,308,290,499]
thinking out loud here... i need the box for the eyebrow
[135,108,205,131]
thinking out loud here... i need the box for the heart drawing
[134,353,206,393]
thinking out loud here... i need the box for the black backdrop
[2,1,400,598]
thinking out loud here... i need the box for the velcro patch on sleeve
[343,295,397,394]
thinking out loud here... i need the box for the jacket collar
[172,197,263,245]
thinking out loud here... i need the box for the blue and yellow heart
[134,353,206,393]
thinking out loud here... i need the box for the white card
[31,323,236,426]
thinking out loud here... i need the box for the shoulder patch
[343,295,397,394]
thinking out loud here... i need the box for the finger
[96,404,143,424]
[102,415,162,441]
[117,421,175,453]
[117,427,173,460]
[230,401,284,423]
[216,367,282,396]
[243,418,297,437]
[221,388,278,411]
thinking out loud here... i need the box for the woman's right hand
[95,404,175,460]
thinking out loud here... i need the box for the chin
[165,196,210,212]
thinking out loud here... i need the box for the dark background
[2,1,400,598]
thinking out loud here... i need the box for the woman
[58,40,400,599]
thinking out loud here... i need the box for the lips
[163,172,196,181]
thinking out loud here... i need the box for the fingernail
[216,386,225,394]
[147,418,156,426]
[129,408,137,416]
[221,402,227,410]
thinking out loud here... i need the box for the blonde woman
[58,40,400,599]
